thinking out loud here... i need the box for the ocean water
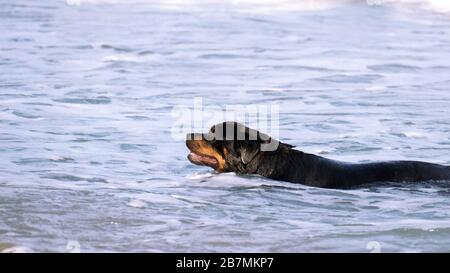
[1,0,450,253]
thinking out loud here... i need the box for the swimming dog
[186,122,450,188]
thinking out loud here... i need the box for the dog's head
[186,121,293,173]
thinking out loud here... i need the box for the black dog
[186,122,450,189]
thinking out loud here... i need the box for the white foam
[127,199,148,208]
[1,246,32,253]
[385,0,450,13]
[402,131,426,138]
[64,0,450,13]
[64,0,356,12]
[264,87,285,93]
[185,172,215,180]
[365,85,386,91]
[49,155,67,161]
[102,55,143,63]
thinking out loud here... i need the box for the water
[1,0,450,253]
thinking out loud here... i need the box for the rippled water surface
[1,0,450,252]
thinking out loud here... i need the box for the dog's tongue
[188,152,218,167]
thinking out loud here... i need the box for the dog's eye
[210,127,215,134]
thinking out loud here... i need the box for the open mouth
[188,152,218,168]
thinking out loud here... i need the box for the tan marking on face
[189,140,226,171]
[223,147,229,157]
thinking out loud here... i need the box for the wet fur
[187,122,450,189]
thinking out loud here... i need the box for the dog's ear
[240,148,258,165]
[239,141,260,165]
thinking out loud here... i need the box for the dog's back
[328,160,450,188]
[265,149,450,188]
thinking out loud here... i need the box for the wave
[65,0,356,11]
[65,0,450,13]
